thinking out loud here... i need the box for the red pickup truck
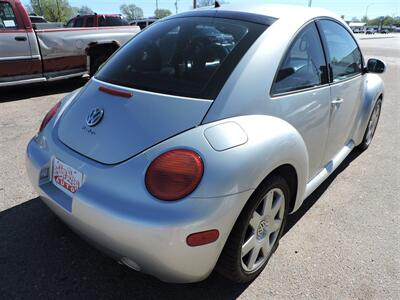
[66,14,129,28]
[0,0,140,87]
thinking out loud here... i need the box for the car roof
[75,14,122,18]
[170,4,343,26]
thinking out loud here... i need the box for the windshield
[96,17,267,99]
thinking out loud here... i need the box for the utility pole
[193,0,197,9]
[364,3,374,19]
[56,0,61,22]
[308,0,312,7]
[174,1,178,14]
[38,0,43,16]
[156,0,158,11]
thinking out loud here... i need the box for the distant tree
[351,17,360,22]
[382,16,395,26]
[30,0,74,22]
[25,4,34,14]
[76,5,94,15]
[361,16,369,23]
[120,4,143,21]
[154,9,172,19]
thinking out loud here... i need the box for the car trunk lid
[57,80,212,164]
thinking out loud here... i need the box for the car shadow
[0,198,250,299]
[284,148,363,235]
[0,149,363,299]
[0,78,86,103]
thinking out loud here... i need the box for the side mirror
[366,58,386,74]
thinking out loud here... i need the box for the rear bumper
[26,138,252,283]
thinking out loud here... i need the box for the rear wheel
[358,98,382,151]
[217,175,290,283]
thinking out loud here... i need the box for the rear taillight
[145,149,204,201]
[39,101,61,133]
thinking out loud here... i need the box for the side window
[66,19,74,27]
[319,20,362,82]
[74,17,84,28]
[272,23,327,95]
[0,2,18,29]
[85,17,94,27]
[98,16,106,27]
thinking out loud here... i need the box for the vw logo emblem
[86,108,104,127]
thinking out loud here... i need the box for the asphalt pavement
[0,37,399,299]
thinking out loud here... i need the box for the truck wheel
[217,175,290,283]
[90,54,108,77]
[358,98,382,151]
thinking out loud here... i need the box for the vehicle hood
[57,79,212,164]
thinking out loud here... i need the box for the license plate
[52,158,83,195]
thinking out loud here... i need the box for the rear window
[0,2,18,29]
[96,17,267,99]
[99,16,128,27]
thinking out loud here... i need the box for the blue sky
[24,0,400,20]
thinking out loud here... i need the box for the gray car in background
[26,4,385,283]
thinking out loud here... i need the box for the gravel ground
[0,37,399,299]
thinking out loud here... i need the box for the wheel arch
[266,164,298,213]
[353,74,384,145]
[85,40,121,57]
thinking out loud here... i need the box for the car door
[317,19,363,163]
[74,17,84,27]
[270,22,331,179]
[85,16,95,27]
[0,1,35,81]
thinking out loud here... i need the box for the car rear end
[26,9,275,282]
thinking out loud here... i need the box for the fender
[353,73,384,145]
[145,115,309,213]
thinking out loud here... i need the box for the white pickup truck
[0,0,140,87]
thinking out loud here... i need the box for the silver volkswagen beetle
[26,4,385,283]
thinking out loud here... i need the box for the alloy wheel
[241,188,285,272]
[365,101,381,145]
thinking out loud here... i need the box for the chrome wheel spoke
[241,187,286,273]
[263,191,274,217]
[242,235,256,258]
[249,212,262,229]
[261,238,272,256]
[270,219,282,232]
[270,194,283,218]
[247,245,261,270]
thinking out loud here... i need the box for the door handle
[15,36,27,41]
[331,98,344,105]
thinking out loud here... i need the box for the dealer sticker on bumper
[52,158,83,195]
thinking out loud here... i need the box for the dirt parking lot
[0,36,399,299]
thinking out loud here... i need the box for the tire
[357,98,382,151]
[216,175,290,283]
